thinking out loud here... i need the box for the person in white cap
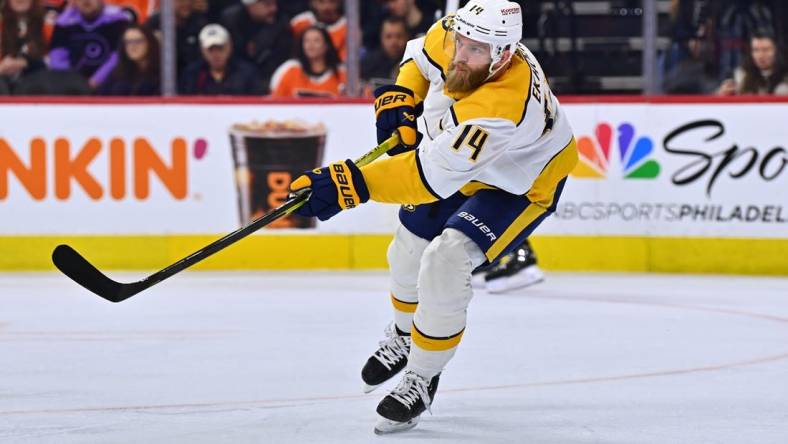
[289,0,578,433]
[179,23,262,95]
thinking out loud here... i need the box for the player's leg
[375,228,485,433]
[361,224,427,393]
[375,184,567,433]
[362,196,467,393]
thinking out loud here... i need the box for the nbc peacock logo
[572,122,660,179]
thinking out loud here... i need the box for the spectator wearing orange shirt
[290,0,345,60]
[269,24,344,97]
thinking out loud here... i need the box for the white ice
[1,271,787,444]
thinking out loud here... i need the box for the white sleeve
[416,117,516,198]
[400,37,430,78]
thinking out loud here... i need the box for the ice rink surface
[1,271,787,444]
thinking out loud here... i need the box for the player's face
[452,33,492,67]
[447,33,491,93]
[751,37,776,71]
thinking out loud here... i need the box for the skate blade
[374,415,420,435]
[486,266,545,294]
[362,382,380,394]
[487,276,544,293]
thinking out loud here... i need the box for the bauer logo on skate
[571,122,661,180]
[0,136,208,200]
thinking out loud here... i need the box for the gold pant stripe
[526,138,578,209]
[485,204,546,261]
[486,138,578,261]
[411,324,465,352]
[391,294,418,313]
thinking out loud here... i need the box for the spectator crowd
[0,0,786,97]
[663,0,788,95]
[0,0,442,96]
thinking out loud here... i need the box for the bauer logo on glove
[331,163,360,209]
[374,85,423,155]
[290,159,370,221]
[374,93,409,111]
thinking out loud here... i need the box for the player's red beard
[446,61,489,93]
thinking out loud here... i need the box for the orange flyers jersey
[107,0,157,23]
[290,11,347,61]
[269,60,346,98]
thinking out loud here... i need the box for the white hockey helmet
[452,0,523,74]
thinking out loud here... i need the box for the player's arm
[373,37,431,155]
[289,119,514,220]
[394,38,430,103]
[361,118,516,204]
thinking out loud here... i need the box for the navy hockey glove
[374,85,423,156]
[290,160,370,221]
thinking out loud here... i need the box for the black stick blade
[52,245,144,303]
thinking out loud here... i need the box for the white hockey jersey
[360,16,577,210]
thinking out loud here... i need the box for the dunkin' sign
[0,136,208,201]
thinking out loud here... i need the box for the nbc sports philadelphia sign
[542,103,788,239]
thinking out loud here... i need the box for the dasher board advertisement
[1,101,786,238]
[0,103,394,235]
[540,102,788,239]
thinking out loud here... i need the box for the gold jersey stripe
[485,139,578,261]
[526,138,579,208]
[411,324,465,352]
[458,181,498,196]
[391,294,418,313]
[360,150,440,204]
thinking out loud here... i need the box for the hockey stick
[52,133,401,303]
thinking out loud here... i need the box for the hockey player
[289,0,577,434]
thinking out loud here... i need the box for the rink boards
[1,98,786,274]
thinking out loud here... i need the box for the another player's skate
[485,242,545,293]
[470,261,495,290]
[374,371,440,434]
[361,323,411,393]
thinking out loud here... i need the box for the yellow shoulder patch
[450,54,533,126]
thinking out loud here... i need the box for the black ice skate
[361,323,411,393]
[484,240,544,293]
[374,371,440,434]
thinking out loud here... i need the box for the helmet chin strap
[484,50,513,81]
